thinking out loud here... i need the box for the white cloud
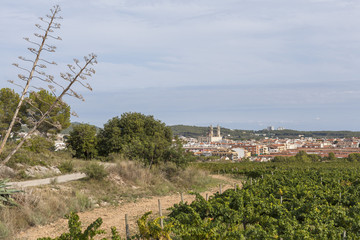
[1,0,360,130]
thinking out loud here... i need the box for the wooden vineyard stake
[158,199,164,228]
[125,214,130,239]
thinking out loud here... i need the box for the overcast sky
[1,0,360,131]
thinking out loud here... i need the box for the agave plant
[0,179,21,207]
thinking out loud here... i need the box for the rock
[100,201,110,207]
[15,163,24,168]
[0,165,15,178]
[49,166,61,175]
[25,165,62,177]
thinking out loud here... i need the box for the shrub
[159,162,180,180]
[37,212,105,240]
[0,221,9,239]
[58,160,74,174]
[112,160,152,185]
[0,179,21,207]
[83,163,108,180]
[104,152,127,162]
[69,192,93,212]
[38,212,171,240]
[25,135,54,153]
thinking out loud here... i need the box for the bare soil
[16,175,241,240]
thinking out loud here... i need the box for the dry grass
[109,160,219,195]
[0,159,219,239]
[0,185,96,240]
[111,161,156,186]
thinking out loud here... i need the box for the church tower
[209,125,214,137]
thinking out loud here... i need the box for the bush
[37,212,105,240]
[83,163,108,180]
[0,179,21,207]
[112,160,152,185]
[38,211,172,240]
[104,152,127,162]
[58,160,74,174]
[348,153,360,162]
[159,162,180,180]
[25,135,54,153]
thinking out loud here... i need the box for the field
[164,161,360,239]
[31,161,360,239]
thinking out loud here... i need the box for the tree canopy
[26,90,71,134]
[98,112,174,167]
[67,123,98,160]
[0,88,25,139]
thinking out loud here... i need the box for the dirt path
[9,173,87,188]
[16,175,241,240]
[9,163,116,188]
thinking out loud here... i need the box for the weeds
[0,187,94,239]
[0,158,218,239]
[69,191,93,212]
[38,211,172,240]
[58,160,73,174]
[83,162,108,180]
[0,179,21,207]
[37,212,106,240]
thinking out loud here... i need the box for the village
[180,125,360,161]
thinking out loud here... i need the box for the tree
[98,112,173,167]
[0,5,97,164]
[272,156,288,162]
[67,123,97,160]
[327,152,336,161]
[295,150,311,162]
[0,88,26,140]
[26,90,71,135]
[348,153,360,162]
[25,135,54,153]
[163,137,194,168]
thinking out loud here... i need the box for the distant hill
[61,122,101,134]
[169,125,209,138]
[169,125,256,140]
[169,125,360,140]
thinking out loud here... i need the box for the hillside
[169,125,360,140]
[61,124,360,139]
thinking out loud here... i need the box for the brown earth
[16,175,241,240]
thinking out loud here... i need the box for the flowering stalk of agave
[0,5,97,164]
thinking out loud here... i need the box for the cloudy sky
[1,0,360,131]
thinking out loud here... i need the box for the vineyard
[38,161,360,239]
[164,162,360,239]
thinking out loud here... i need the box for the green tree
[0,6,97,165]
[348,153,360,162]
[26,90,71,134]
[0,88,25,140]
[25,135,54,153]
[327,152,336,161]
[272,156,288,162]
[164,137,194,168]
[98,112,173,167]
[67,123,97,160]
[295,150,311,162]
